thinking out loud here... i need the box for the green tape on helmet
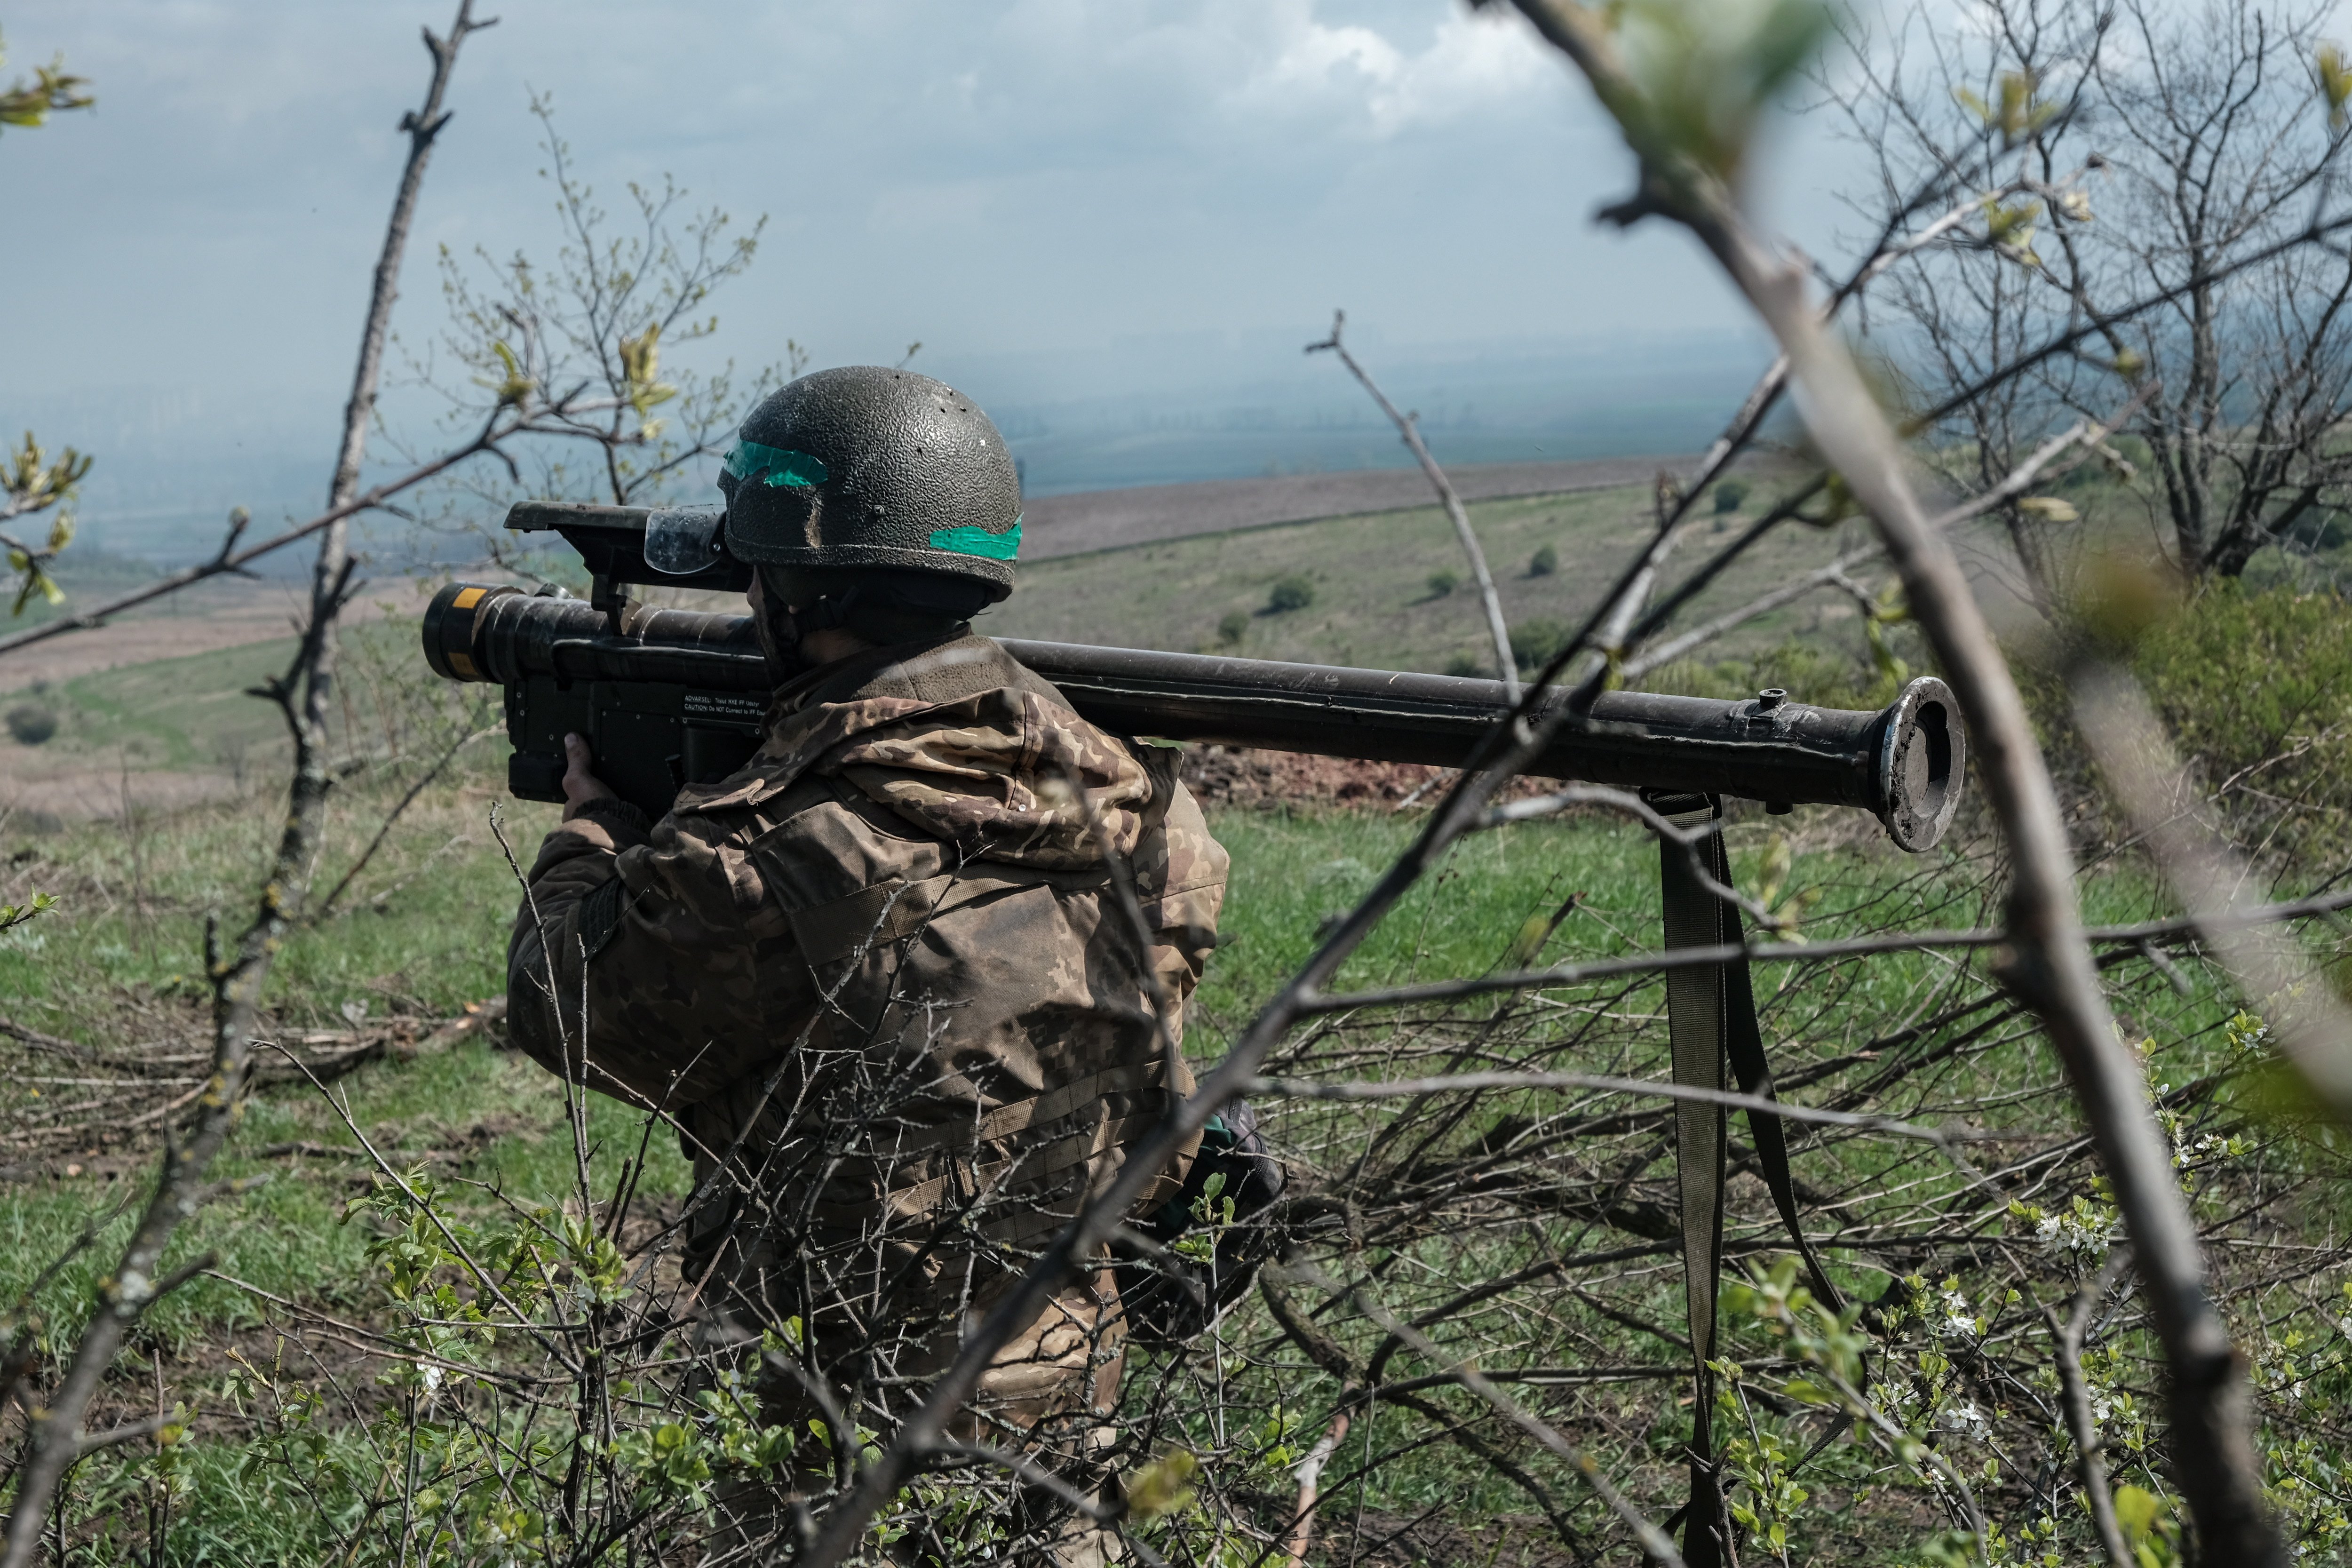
[725,439,829,489]
[720,367,1020,597]
[928,520,1021,561]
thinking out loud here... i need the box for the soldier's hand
[561,732,620,816]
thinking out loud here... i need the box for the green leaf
[1505,911,1551,968]
[1126,1448,1200,1520]
[2114,1484,2170,1547]
[2321,42,2352,130]
[2016,495,2079,523]
[1612,0,1833,180]
[0,891,58,933]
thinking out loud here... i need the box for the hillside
[990,479,1874,677]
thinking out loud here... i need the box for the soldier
[505,366,1230,1564]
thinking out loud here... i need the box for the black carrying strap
[1652,794,1846,1568]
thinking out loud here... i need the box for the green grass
[0,790,1732,1347]
[1193,808,1650,1023]
[5,618,435,777]
[0,759,691,1354]
[0,759,2301,1565]
[0,778,529,1025]
[0,1044,674,1353]
[0,783,2216,1335]
[1198,804,2012,1025]
[0,797,1725,1560]
[48,639,295,770]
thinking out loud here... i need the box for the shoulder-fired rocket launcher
[421,501,1964,850]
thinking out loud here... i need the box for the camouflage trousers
[688,1181,1132,1566]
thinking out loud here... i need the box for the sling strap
[1651,793,1847,1568]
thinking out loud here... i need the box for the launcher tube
[424,582,1963,850]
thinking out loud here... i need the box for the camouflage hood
[673,632,1155,871]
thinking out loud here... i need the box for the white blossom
[2036,1206,2115,1260]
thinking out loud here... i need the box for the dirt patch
[0,575,440,695]
[0,576,448,823]
[0,765,246,828]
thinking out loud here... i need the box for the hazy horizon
[1,322,1777,567]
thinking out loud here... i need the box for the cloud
[1238,8,1411,116]
[1230,2,1552,137]
[2,0,1751,402]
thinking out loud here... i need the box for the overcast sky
[1,0,1871,551]
[2,1,1803,390]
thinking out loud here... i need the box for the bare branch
[302,0,498,739]
[1296,883,2352,1012]
[309,722,496,921]
[2072,662,2352,1112]
[2047,1251,2137,1568]
[1272,1258,1686,1566]
[1480,783,1791,929]
[1246,1067,1971,1144]
[0,418,512,661]
[1924,392,2155,532]
[1620,548,1879,678]
[0,12,493,1558]
[1308,310,1521,700]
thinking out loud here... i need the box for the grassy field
[4,667,2341,1566]
[4,479,2348,1562]
[0,781,1991,1346]
[0,752,2276,1562]
[986,483,1874,674]
[6,618,441,769]
[0,615,483,833]
[38,637,295,772]
[0,772,1681,1475]
[0,758,1622,1212]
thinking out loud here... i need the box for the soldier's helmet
[719,366,1021,603]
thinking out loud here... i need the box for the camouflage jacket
[507,631,1229,1261]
